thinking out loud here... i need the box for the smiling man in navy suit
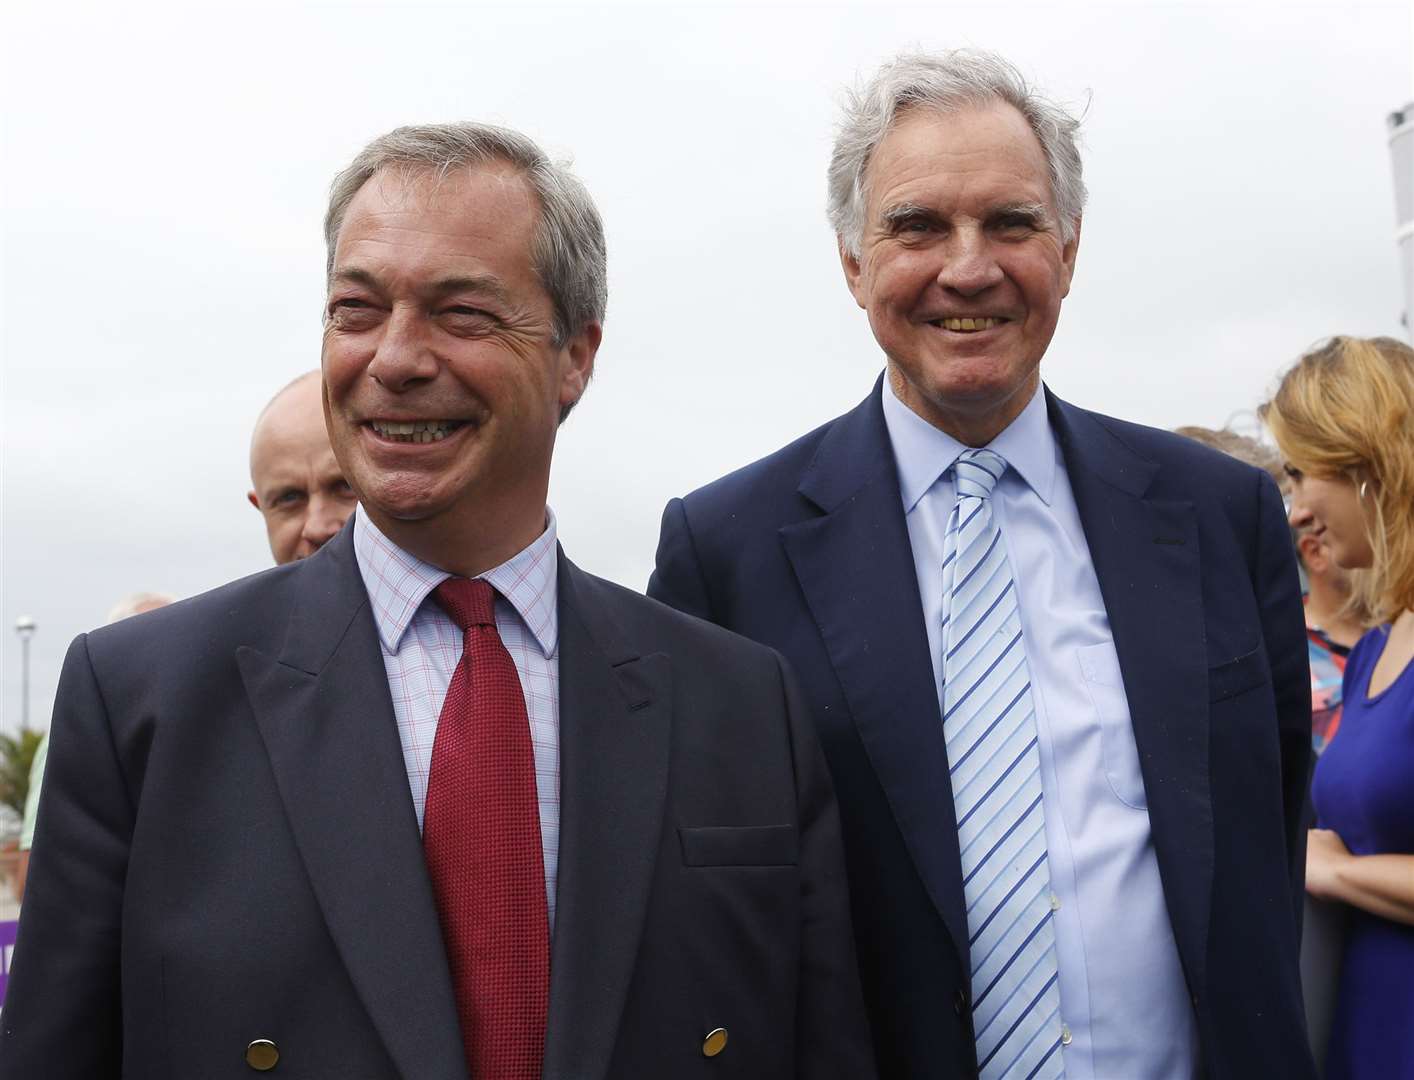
[1,121,873,1080]
[650,50,1315,1080]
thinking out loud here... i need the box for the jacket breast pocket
[1078,642,1148,810]
[678,824,798,867]
[1208,645,1270,702]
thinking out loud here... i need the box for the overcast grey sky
[2,0,1411,732]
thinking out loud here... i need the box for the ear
[1059,216,1081,299]
[838,236,868,310]
[247,490,261,510]
[558,321,602,412]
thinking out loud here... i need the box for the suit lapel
[1049,393,1213,995]
[779,381,972,972]
[542,554,671,1080]
[237,524,468,1080]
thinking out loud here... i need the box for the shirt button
[1060,1024,1073,1047]
[1049,892,1061,912]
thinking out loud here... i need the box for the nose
[936,226,1004,296]
[367,304,439,392]
[302,493,350,553]
[1287,499,1313,529]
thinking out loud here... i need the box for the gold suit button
[702,1027,729,1057]
[245,1039,280,1071]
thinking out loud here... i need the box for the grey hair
[828,50,1087,257]
[324,122,607,349]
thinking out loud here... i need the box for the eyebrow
[880,202,936,227]
[988,202,1050,225]
[879,201,1053,228]
[329,267,513,306]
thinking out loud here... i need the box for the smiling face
[1285,468,1375,571]
[321,162,597,572]
[841,102,1079,445]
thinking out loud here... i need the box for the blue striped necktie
[942,448,1065,1079]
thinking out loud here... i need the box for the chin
[374,496,448,523]
[356,478,450,524]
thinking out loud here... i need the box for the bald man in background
[248,370,357,564]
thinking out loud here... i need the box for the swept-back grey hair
[324,122,607,348]
[827,50,1087,257]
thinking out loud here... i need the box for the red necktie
[424,578,550,1080]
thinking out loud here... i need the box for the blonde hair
[1261,335,1414,621]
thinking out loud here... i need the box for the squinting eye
[1282,464,1303,481]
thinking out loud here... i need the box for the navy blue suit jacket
[649,380,1315,1080]
[1,526,874,1080]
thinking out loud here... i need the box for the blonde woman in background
[1262,335,1414,1080]
[1173,426,1368,750]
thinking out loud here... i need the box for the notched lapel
[237,529,468,1080]
[542,558,671,1080]
[781,385,972,972]
[1052,397,1214,997]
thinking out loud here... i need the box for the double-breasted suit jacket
[1,523,875,1079]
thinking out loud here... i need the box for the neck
[892,365,1039,447]
[365,496,548,579]
[1305,576,1364,648]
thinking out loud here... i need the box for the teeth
[371,420,457,442]
[937,317,1001,332]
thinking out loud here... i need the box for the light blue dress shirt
[881,378,1200,1080]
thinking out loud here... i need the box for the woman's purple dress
[1312,626,1414,1080]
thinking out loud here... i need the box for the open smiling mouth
[368,420,468,444]
[927,317,1008,332]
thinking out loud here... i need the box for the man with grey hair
[652,50,1314,1079]
[3,121,873,1079]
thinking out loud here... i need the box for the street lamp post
[14,616,36,731]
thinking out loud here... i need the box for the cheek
[270,515,301,543]
[321,341,367,399]
[863,255,926,310]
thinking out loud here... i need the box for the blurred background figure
[248,370,357,565]
[1289,513,1371,754]
[1172,425,1285,486]
[14,592,174,902]
[1262,335,1414,1080]
[1175,425,1371,752]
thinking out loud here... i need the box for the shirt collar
[352,502,560,659]
[880,374,1057,511]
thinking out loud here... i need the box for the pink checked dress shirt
[352,503,562,932]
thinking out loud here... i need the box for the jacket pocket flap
[679,824,798,867]
[1208,646,1270,702]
